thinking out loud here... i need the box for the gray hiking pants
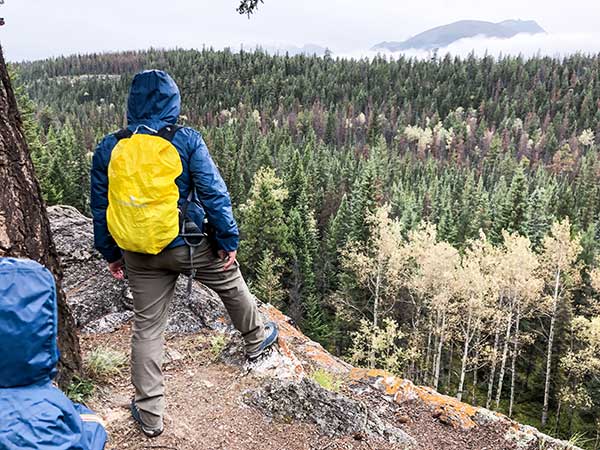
[123,239,265,429]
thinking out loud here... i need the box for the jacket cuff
[104,247,123,263]
[217,236,239,252]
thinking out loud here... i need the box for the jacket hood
[127,70,181,129]
[0,257,59,387]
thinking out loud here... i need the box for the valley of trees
[13,48,600,446]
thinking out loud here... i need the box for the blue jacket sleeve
[188,132,240,252]
[90,136,122,263]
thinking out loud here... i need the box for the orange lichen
[302,344,350,373]
[349,368,388,380]
[349,368,478,429]
[264,307,301,336]
[275,334,304,376]
[416,388,477,429]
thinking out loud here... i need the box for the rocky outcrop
[48,205,229,334]
[345,369,581,450]
[49,205,582,450]
[247,378,415,446]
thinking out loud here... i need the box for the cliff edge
[49,205,580,450]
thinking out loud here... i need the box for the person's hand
[108,258,125,280]
[218,250,237,271]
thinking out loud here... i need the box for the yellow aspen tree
[539,219,582,427]
[454,232,497,402]
[499,232,542,417]
[407,223,460,390]
[484,244,504,410]
[340,205,408,366]
[556,316,600,434]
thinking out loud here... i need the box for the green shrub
[210,334,227,357]
[66,376,95,403]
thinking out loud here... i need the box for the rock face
[345,369,581,450]
[49,205,582,450]
[48,205,229,334]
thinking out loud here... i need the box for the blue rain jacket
[0,257,107,450]
[90,70,239,262]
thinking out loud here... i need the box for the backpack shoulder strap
[113,128,133,141]
[156,125,182,143]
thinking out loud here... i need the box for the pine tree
[61,121,90,213]
[574,154,599,230]
[525,187,552,249]
[437,187,458,244]
[349,159,380,244]
[456,173,480,245]
[501,163,529,236]
[303,293,332,346]
[238,167,291,280]
[285,149,308,210]
[490,176,509,243]
[252,249,286,308]
[318,195,351,295]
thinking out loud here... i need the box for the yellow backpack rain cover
[107,133,183,254]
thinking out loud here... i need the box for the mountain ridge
[373,19,545,52]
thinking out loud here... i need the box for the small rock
[164,348,185,363]
[396,414,411,424]
[505,425,538,449]
[473,408,505,426]
[81,311,134,334]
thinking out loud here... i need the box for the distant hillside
[373,19,545,52]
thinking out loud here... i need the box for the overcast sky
[2,0,600,62]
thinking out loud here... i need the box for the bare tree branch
[237,0,263,15]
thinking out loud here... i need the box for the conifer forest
[13,49,600,446]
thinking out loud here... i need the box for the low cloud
[338,32,600,60]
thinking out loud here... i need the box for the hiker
[90,69,278,438]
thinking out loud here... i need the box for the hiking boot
[247,321,279,360]
[130,400,163,438]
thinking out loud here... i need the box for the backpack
[107,125,182,255]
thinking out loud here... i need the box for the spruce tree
[252,249,286,308]
[286,189,319,323]
[238,167,291,280]
[503,163,529,235]
[303,292,332,346]
[490,176,509,243]
[524,187,552,249]
[349,159,380,244]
